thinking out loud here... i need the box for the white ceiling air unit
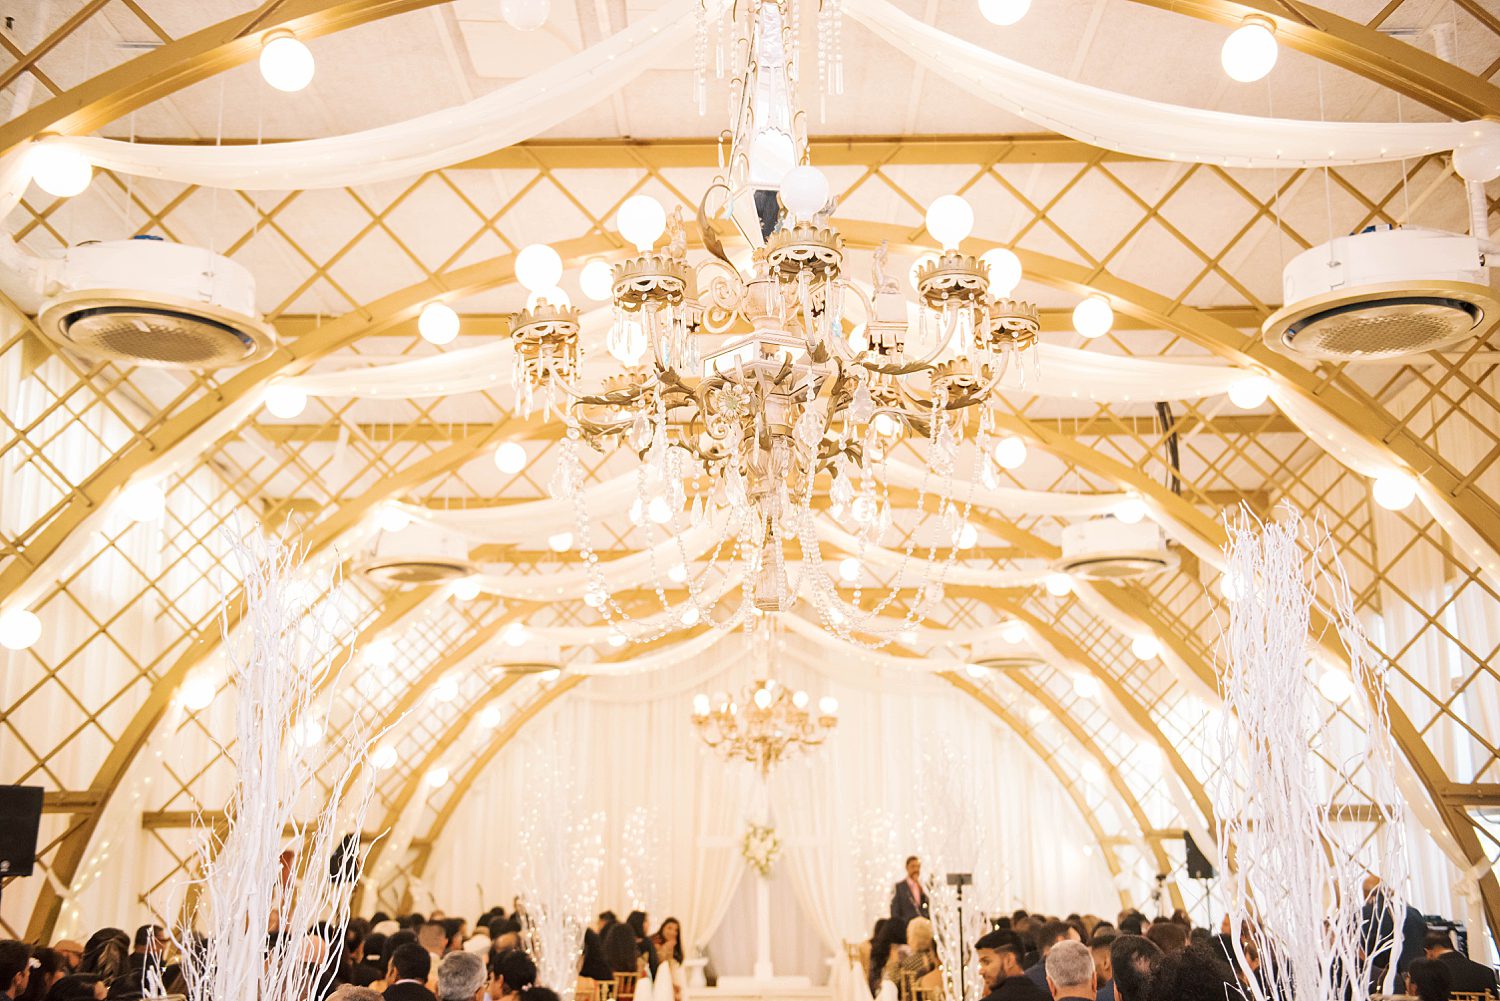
[1056,518,1178,581]
[1262,226,1497,361]
[357,524,477,586]
[36,237,275,369]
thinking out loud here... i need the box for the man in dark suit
[974,931,1048,1001]
[1425,929,1500,995]
[890,856,929,925]
[384,943,436,1001]
[1106,935,1161,1001]
[1024,921,1082,991]
[1359,876,1426,983]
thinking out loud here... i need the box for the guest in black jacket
[1423,929,1499,995]
[383,944,435,1001]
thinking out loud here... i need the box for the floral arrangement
[740,822,781,877]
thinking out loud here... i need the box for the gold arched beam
[2,0,1493,160]
[23,423,512,940]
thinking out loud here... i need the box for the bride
[650,918,686,1001]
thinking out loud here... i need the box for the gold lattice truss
[1,0,1499,945]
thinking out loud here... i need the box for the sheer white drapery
[842,0,1496,168]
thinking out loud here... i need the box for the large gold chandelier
[514,0,1041,642]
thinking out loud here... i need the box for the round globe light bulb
[753,687,773,709]
[667,563,688,584]
[120,480,166,523]
[424,766,450,788]
[1044,572,1074,597]
[693,693,711,716]
[1072,294,1114,339]
[584,589,605,608]
[1454,135,1500,183]
[779,165,831,220]
[430,676,459,703]
[259,31,315,92]
[503,623,529,648]
[1026,705,1048,725]
[1115,496,1148,525]
[1317,668,1355,704]
[479,706,503,729]
[1221,19,1278,83]
[1081,760,1105,785]
[548,531,573,553]
[1227,375,1272,410]
[838,557,861,583]
[993,435,1028,470]
[1219,572,1243,603]
[965,662,988,679]
[293,717,325,747]
[453,578,481,601]
[647,496,673,525]
[365,637,397,667]
[979,0,1032,25]
[980,248,1023,296]
[680,606,700,626]
[1372,471,1417,511]
[264,384,307,419]
[955,522,979,550]
[26,141,92,198]
[494,441,528,474]
[1131,635,1163,660]
[818,695,839,716]
[925,194,975,249]
[580,259,615,302]
[371,744,398,770]
[515,243,563,293]
[178,674,216,712]
[378,507,411,533]
[608,632,627,647]
[872,413,901,438]
[500,0,550,31]
[540,668,561,683]
[1073,675,1102,700]
[418,302,460,345]
[618,195,667,252]
[1001,621,1026,645]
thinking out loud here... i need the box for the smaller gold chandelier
[692,678,838,776]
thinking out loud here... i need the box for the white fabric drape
[49,1,699,191]
[842,0,1497,168]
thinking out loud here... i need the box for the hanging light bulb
[292,716,325,747]
[608,631,627,648]
[1072,294,1113,339]
[541,667,561,682]
[502,622,529,647]
[980,248,1023,296]
[1073,675,1102,700]
[838,557,861,583]
[965,662,988,679]
[1227,375,1272,410]
[1221,17,1278,83]
[1317,668,1355,704]
[418,302,460,345]
[1454,135,1500,183]
[978,0,1031,25]
[1131,635,1162,660]
[430,675,459,703]
[618,195,667,252]
[779,165,831,222]
[500,0,550,30]
[647,496,673,524]
[264,384,307,419]
[955,522,979,549]
[1372,471,1417,511]
[754,687,773,709]
[1114,496,1148,525]
[872,413,901,438]
[424,765,450,788]
[548,531,573,553]
[515,244,563,293]
[993,435,1027,470]
[1001,621,1026,645]
[1044,572,1074,597]
[453,577,481,601]
[259,30,315,92]
[119,480,166,523]
[667,563,688,584]
[494,441,528,474]
[26,140,92,198]
[378,507,411,533]
[371,744,398,770]
[680,606,700,626]
[479,706,503,729]
[178,673,216,712]
[580,259,615,301]
[365,637,397,667]
[818,695,839,716]
[925,195,975,250]
[1026,704,1048,725]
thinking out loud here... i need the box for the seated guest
[1140,944,1243,1001]
[19,948,67,1001]
[419,923,449,963]
[1424,928,1499,995]
[1107,936,1160,1001]
[384,943,436,1001]
[43,975,102,1001]
[1025,922,1082,990]
[352,935,388,986]
[577,930,613,1000]
[1044,941,1095,1000]
[487,950,537,1001]
[1143,922,1187,957]
[332,989,385,1001]
[974,931,1048,1001]
[2,941,33,1001]
[436,953,486,1001]
[885,918,938,990]
[1087,928,1117,1001]
[50,945,82,977]
[869,917,907,996]
[1404,958,1452,1001]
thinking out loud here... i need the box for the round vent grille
[38,291,275,369]
[358,557,475,586]
[972,655,1045,673]
[494,661,560,675]
[1264,282,1498,362]
[1056,549,1178,581]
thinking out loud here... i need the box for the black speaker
[1183,832,1215,880]
[0,785,44,877]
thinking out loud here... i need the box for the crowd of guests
[0,905,689,1001]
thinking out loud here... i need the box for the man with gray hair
[436,951,488,1001]
[1044,940,1096,1000]
[331,987,385,1001]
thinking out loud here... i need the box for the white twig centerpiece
[1214,507,1409,1001]
[164,532,382,1001]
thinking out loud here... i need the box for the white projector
[1056,518,1177,581]
[37,237,276,369]
[1262,226,1496,361]
[357,523,477,586]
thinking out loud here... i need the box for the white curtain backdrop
[842,0,1496,168]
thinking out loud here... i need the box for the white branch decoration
[915,742,990,1001]
[621,806,660,913]
[1213,507,1409,1001]
[163,532,383,1001]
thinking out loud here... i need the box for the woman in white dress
[650,918,686,1001]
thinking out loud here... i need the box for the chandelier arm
[826,278,874,365]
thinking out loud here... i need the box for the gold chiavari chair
[1450,992,1499,1001]
[613,972,641,1001]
